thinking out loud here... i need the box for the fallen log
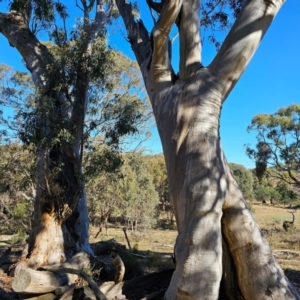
[58,286,125,300]
[0,234,18,242]
[12,268,70,293]
[12,252,91,294]
[273,249,300,256]
[91,239,125,256]
[141,289,166,300]
[42,266,107,300]
[0,243,26,274]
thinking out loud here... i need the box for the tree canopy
[229,163,254,201]
[247,104,300,191]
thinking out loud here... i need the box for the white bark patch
[75,192,93,255]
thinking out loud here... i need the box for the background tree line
[1,141,298,236]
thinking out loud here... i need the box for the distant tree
[87,171,120,234]
[253,184,281,205]
[119,153,159,231]
[86,151,159,232]
[0,144,35,233]
[251,168,297,206]
[275,182,298,207]
[147,155,174,224]
[229,163,254,201]
[247,104,300,191]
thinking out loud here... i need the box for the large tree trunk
[23,144,91,269]
[116,0,300,299]
[0,3,109,269]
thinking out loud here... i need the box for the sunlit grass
[89,204,300,271]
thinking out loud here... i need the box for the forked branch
[150,0,182,83]
[115,0,151,66]
[146,0,163,15]
[209,0,284,101]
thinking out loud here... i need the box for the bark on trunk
[159,79,226,299]
[24,212,66,270]
[115,0,300,298]
[0,2,108,270]
[222,164,299,299]
[23,143,89,269]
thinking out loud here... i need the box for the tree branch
[0,12,53,89]
[146,0,163,14]
[150,0,182,83]
[115,0,151,67]
[69,0,111,147]
[209,0,284,101]
[178,0,202,79]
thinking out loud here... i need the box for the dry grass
[90,227,177,254]
[253,204,300,271]
[90,204,300,271]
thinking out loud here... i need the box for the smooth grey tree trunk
[116,0,300,299]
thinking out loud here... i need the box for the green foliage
[10,0,69,33]
[13,201,30,220]
[0,144,36,196]
[275,182,298,205]
[201,0,246,26]
[247,104,300,191]
[254,184,281,204]
[118,153,160,230]
[0,64,34,143]
[252,175,297,206]
[86,152,160,231]
[229,163,254,201]
[0,144,34,234]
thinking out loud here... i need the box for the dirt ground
[1,204,300,298]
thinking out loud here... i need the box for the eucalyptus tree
[0,143,35,234]
[229,163,254,201]
[115,0,300,299]
[247,104,300,190]
[118,153,159,230]
[0,0,146,270]
[147,155,173,223]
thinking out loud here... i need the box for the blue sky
[0,0,299,168]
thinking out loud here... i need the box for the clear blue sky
[1,0,299,168]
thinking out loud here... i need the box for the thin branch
[147,1,158,25]
[76,0,84,12]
